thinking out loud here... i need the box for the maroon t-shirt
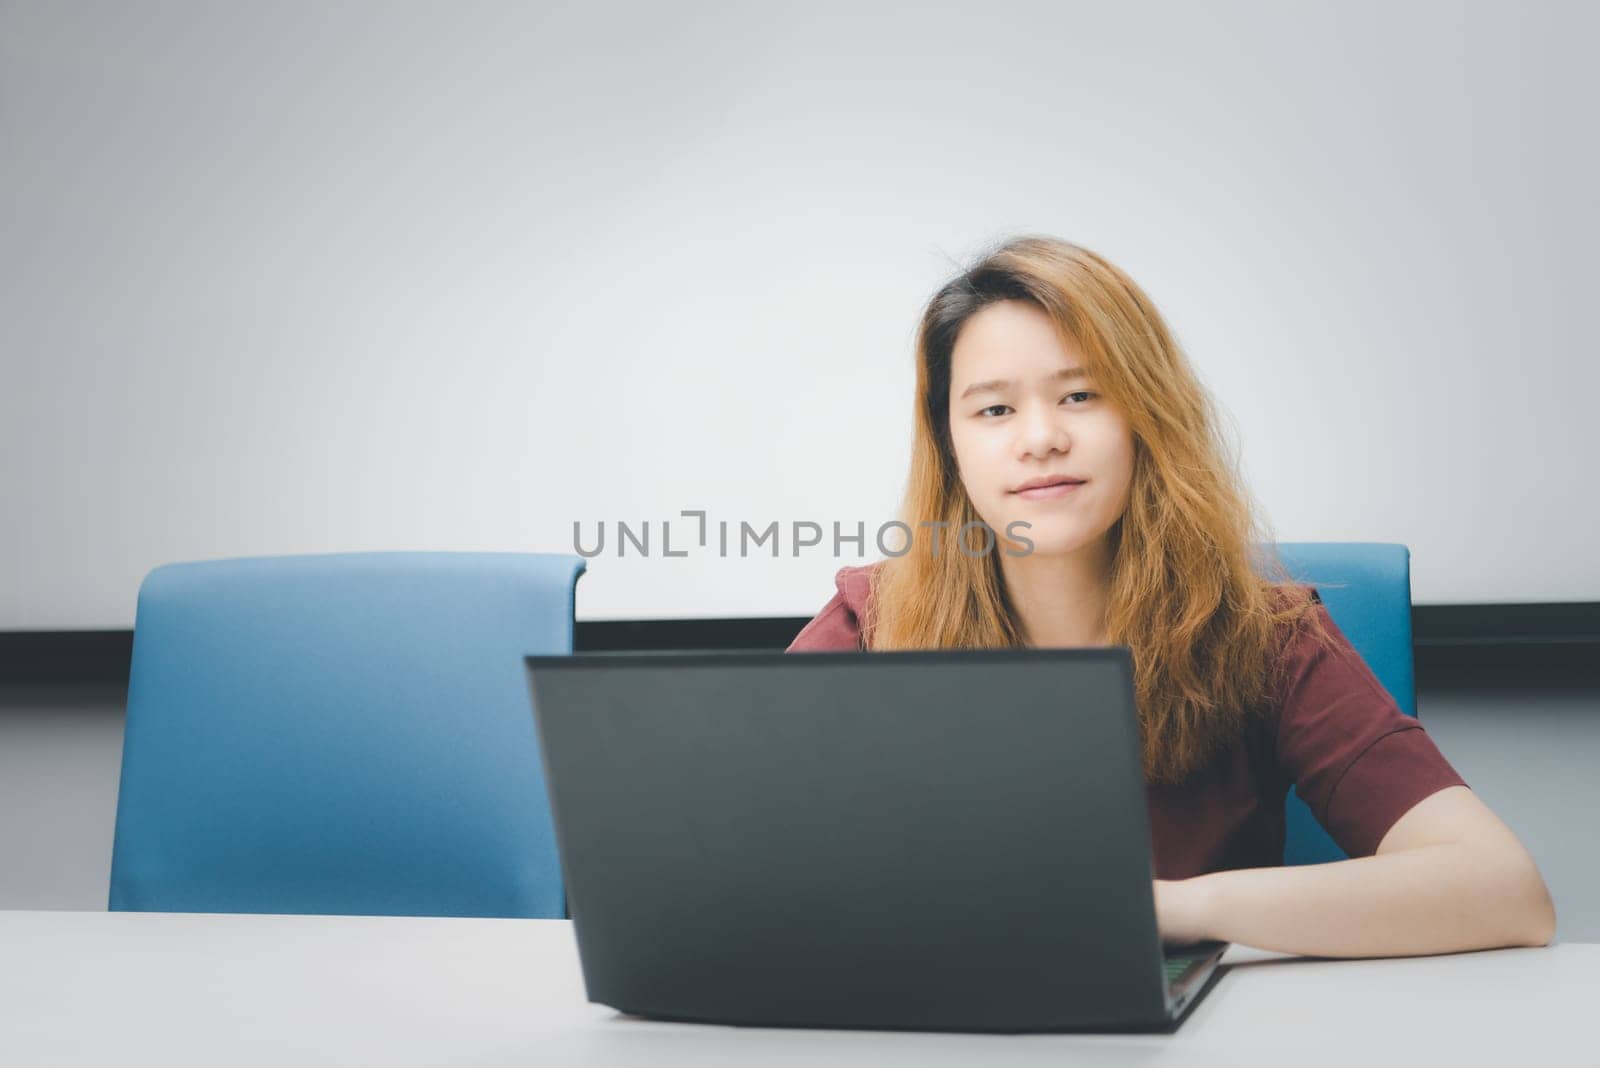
[786,563,1468,879]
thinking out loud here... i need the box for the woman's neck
[998,539,1113,648]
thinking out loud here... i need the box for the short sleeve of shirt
[785,565,873,653]
[1274,592,1468,857]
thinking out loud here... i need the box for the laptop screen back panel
[528,649,1172,1032]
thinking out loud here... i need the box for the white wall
[4,0,1596,627]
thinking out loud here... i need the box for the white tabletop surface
[0,910,1588,1067]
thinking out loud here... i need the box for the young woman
[787,236,1555,958]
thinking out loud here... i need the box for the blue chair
[109,552,586,917]
[1275,543,1417,865]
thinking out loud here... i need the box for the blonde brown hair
[865,236,1329,784]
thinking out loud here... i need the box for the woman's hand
[1153,877,1215,946]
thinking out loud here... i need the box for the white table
[0,910,1587,1067]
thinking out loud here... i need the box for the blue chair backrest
[110,552,586,917]
[1275,542,1416,865]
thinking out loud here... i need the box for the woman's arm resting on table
[1155,786,1557,957]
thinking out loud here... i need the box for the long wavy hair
[864,236,1329,785]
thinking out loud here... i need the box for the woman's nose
[1016,406,1070,460]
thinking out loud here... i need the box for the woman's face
[946,300,1135,558]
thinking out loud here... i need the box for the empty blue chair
[110,552,586,917]
[1275,542,1418,865]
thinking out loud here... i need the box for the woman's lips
[1013,480,1085,501]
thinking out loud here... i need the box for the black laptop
[524,647,1227,1033]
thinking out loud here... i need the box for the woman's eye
[978,404,1011,418]
[1062,391,1095,405]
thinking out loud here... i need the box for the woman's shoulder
[1254,581,1344,714]
[1264,581,1330,662]
[785,562,883,652]
[833,562,880,614]
[1269,580,1324,615]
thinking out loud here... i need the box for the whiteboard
[3,1,1596,628]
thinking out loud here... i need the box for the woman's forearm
[1185,844,1556,958]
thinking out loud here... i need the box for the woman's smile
[1012,479,1087,501]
